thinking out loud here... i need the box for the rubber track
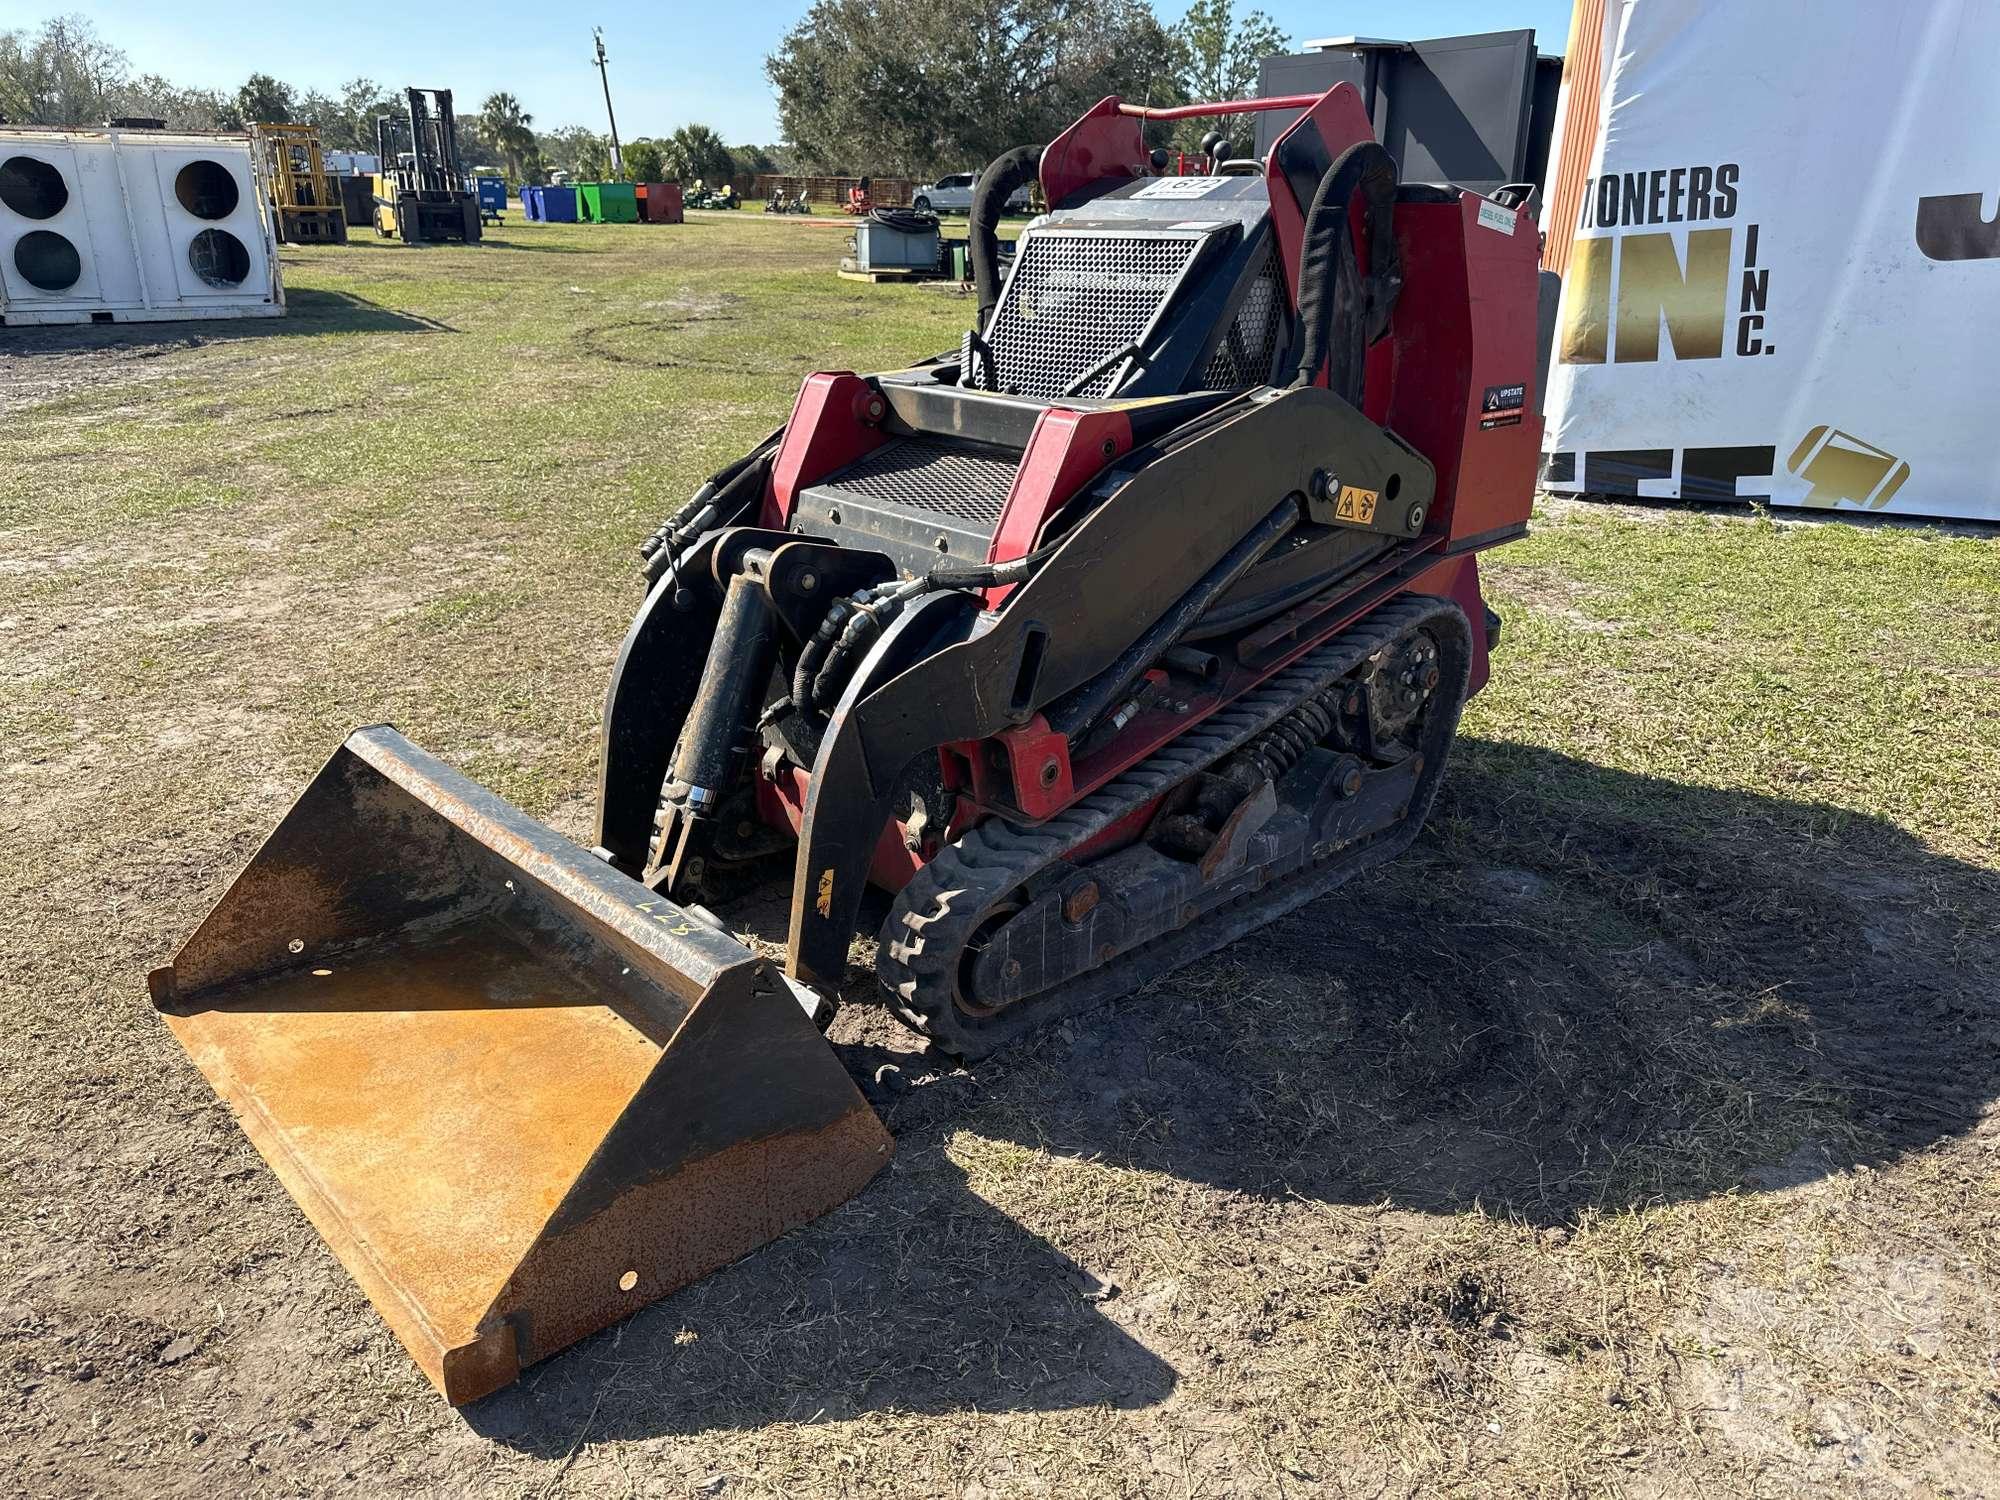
[877,592,1468,1060]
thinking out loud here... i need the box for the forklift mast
[375,89,466,194]
[254,122,348,245]
[371,87,481,245]
[407,88,465,191]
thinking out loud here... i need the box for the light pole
[592,27,624,178]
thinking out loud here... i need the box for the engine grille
[1201,246,1286,389]
[818,436,1019,525]
[984,232,1202,399]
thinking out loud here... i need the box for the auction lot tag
[1134,176,1230,199]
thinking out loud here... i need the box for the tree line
[0,15,781,186]
[3,1,1287,187]
[767,0,1287,173]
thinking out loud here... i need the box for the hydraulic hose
[1289,141,1401,406]
[970,144,1043,328]
[767,540,1072,726]
[638,431,783,584]
[639,483,715,562]
[811,578,930,709]
[812,538,1069,705]
[781,586,880,721]
[1046,498,1301,738]
[922,536,1063,592]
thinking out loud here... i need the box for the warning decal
[1334,484,1378,524]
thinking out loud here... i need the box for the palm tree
[576,138,612,183]
[662,124,734,185]
[622,140,665,184]
[480,92,535,182]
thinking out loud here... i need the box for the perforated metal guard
[818,436,1020,525]
[1201,246,1286,389]
[983,232,1203,399]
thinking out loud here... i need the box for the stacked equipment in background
[254,123,347,245]
[0,126,284,325]
[369,88,480,245]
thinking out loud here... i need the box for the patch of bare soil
[0,332,201,416]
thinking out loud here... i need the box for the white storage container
[0,128,285,326]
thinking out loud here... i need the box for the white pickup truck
[911,171,1033,215]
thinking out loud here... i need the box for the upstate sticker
[1480,382,1527,429]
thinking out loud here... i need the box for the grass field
[3,212,1998,1498]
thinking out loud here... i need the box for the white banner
[1542,0,2000,521]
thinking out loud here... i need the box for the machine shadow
[467,739,1995,1449]
[464,1143,1177,1448]
[474,237,599,253]
[938,739,2000,1224]
[0,289,447,353]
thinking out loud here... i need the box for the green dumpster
[576,183,637,224]
[597,183,638,223]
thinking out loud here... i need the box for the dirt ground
[3,219,1999,1498]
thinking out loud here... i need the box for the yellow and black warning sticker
[1334,484,1378,524]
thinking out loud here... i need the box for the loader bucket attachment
[150,727,892,1406]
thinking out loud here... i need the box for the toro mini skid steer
[154,84,1550,1404]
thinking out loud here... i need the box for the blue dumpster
[540,185,579,223]
[476,177,508,224]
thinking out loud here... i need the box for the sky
[54,1,1574,144]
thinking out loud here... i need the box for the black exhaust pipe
[970,143,1044,329]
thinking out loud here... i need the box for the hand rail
[1115,94,1322,121]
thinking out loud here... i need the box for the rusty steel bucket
[150,728,892,1405]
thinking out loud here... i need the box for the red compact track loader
[154,84,1551,1404]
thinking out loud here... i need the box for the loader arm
[786,383,1436,987]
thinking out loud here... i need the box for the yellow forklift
[369,88,481,245]
[254,122,348,245]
